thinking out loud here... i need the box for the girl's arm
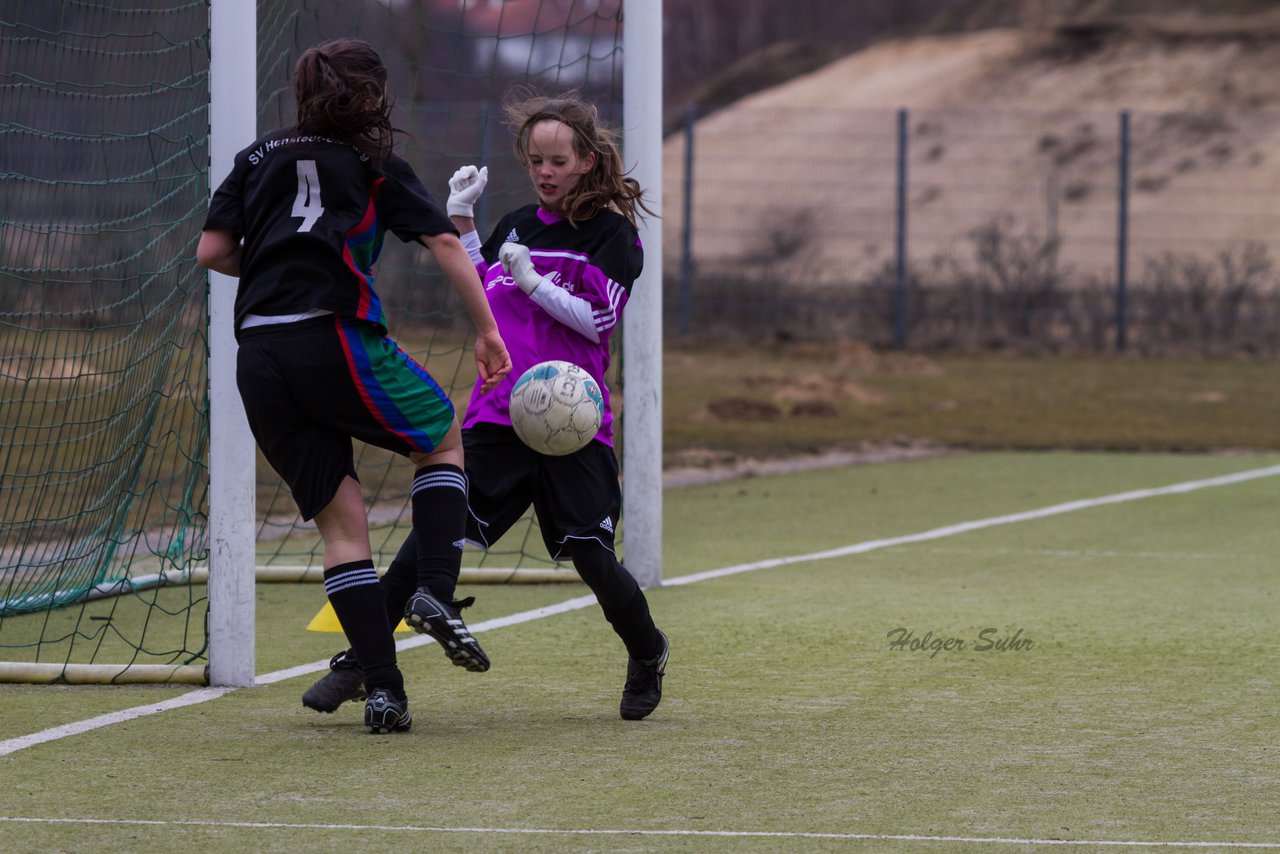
[446,165,487,264]
[498,242,604,343]
[196,229,242,277]
[422,230,511,392]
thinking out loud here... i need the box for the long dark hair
[292,39,396,165]
[505,88,656,228]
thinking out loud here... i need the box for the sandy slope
[661,21,1280,285]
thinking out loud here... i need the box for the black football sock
[410,465,467,597]
[323,559,404,698]
[380,544,418,627]
[602,586,664,662]
[570,539,663,661]
[340,533,453,674]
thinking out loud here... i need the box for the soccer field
[2,451,1278,852]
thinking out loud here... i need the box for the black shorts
[236,316,455,520]
[462,423,621,561]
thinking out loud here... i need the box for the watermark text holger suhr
[887,627,1034,658]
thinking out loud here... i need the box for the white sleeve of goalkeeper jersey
[528,281,601,343]
[459,230,484,264]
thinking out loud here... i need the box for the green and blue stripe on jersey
[341,177,387,330]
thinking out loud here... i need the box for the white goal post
[621,1,664,590]
[206,0,258,688]
[205,1,664,686]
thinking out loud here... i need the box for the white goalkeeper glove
[499,242,546,295]
[446,164,488,218]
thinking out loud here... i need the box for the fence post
[1115,109,1131,351]
[894,108,909,350]
[477,102,492,228]
[679,104,696,339]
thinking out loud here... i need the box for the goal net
[0,0,645,684]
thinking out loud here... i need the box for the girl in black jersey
[304,90,671,721]
[198,39,511,733]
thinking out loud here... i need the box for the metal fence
[661,106,1280,354]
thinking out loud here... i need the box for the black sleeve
[203,149,247,235]
[378,155,457,244]
[593,217,644,291]
[480,211,515,264]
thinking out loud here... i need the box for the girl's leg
[401,422,489,671]
[568,536,668,720]
[567,537,663,661]
[313,476,405,699]
[407,421,467,594]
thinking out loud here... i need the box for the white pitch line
[923,547,1227,560]
[255,593,601,686]
[0,595,608,754]
[0,816,1276,848]
[663,464,1280,587]
[0,688,235,756]
[3,462,1278,759]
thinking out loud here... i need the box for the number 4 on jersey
[292,159,324,232]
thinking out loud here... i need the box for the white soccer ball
[509,360,604,456]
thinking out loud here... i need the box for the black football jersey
[204,129,455,335]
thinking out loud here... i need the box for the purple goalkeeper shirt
[462,204,643,447]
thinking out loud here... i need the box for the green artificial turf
[2,451,1277,852]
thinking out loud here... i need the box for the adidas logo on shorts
[599,516,614,534]
[506,228,519,243]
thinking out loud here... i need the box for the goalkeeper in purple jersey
[198,39,511,733]
[304,90,670,721]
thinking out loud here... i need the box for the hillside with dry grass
[660,15,1280,296]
